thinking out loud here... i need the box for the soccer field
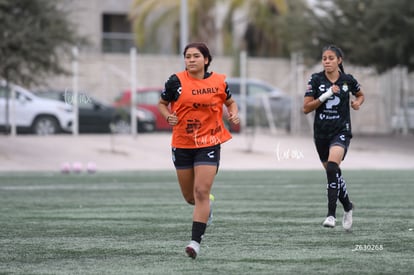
[0,170,413,274]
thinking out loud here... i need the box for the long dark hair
[183,42,213,72]
[322,45,345,73]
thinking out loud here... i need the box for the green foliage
[0,0,84,86]
[303,0,414,72]
[243,1,285,57]
[277,0,313,58]
[130,0,413,72]
[130,0,289,56]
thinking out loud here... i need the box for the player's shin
[338,171,352,212]
[326,161,340,217]
[191,221,206,244]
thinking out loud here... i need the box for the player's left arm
[225,98,240,125]
[223,81,239,124]
[351,90,365,110]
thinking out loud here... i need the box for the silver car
[226,77,291,131]
[391,97,414,133]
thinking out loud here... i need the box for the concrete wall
[61,0,134,53]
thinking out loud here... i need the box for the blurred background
[1,0,414,137]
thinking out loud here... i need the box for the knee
[326,161,340,189]
[326,161,339,176]
[194,186,209,202]
[182,193,195,205]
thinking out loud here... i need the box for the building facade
[46,0,412,135]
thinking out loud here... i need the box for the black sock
[326,161,339,217]
[191,221,206,244]
[337,168,352,212]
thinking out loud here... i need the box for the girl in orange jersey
[158,42,239,259]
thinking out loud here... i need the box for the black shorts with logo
[314,133,351,162]
[172,144,221,169]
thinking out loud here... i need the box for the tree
[276,0,314,57]
[0,0,84,134]
[130,0,217,54]
[303,0,414,72]
[0,0,84,87]
[239,0,288,57]
[130,0,288,56]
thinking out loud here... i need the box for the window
[102,14,135,53]
[0,86,9,98]
[137,90,162,105]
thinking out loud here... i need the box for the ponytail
[339,63,345,74]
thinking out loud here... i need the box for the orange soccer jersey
[170,71,232,148]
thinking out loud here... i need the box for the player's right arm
[158,74,181,125]
[303,96,321,114]
[303,74,339,114]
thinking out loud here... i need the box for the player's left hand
[228,112,240,124]
[351,100,360,110]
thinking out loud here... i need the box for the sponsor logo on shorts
[207,151,215,159]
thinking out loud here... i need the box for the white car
[0,82,73,135]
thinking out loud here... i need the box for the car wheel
[111,119,131,134]
[32,116,59,135]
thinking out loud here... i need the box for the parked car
[226,77,292,132]
[35,90,156,133]
[114,87,172,131]
[391,97,414,133]
[0,81,73,135]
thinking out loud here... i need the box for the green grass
[0,170,413,275]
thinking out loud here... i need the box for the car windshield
[35,91,65,101]
[0,86,9,98]
[228,81,274,97]
[136,90,161,105]
[249,83,273,97]
[407,100,414,108]
[0,86,20,99]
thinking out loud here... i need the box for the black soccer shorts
[172,144,221,169]
[314,133,351,162]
